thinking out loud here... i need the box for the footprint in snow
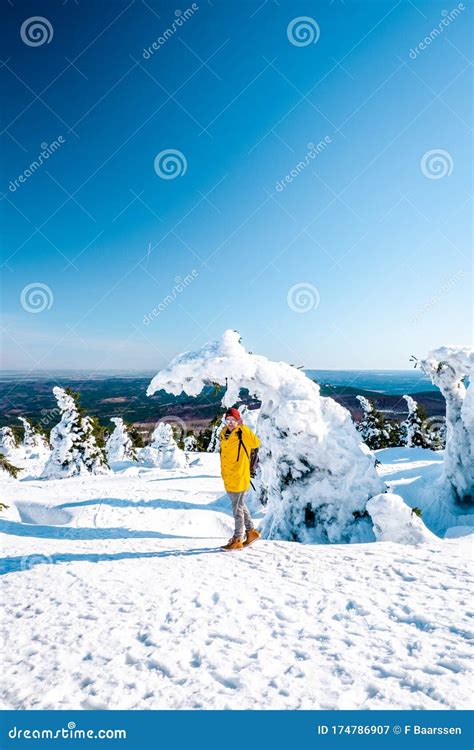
[147,659,172,678]
[137,632,157,647]
[212,672,241,690]
[275,609,298,622]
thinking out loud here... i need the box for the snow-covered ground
[0,449,472,710]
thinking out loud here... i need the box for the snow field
[1,452,472,711]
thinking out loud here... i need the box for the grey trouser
[228,491,254,540]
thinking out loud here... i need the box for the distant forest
[0,375,445,433]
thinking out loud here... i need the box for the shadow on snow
[0,546,223,575]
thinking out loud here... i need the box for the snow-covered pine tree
[41,387,109,479]
[183,435,198,453]
[18,417,50,458]
[195,427,212,452]
[147,330,386,544]
[207,412,226,452]
[423,416,447,451]
[386,419,402,447]
[400,395,430,447]
[0,452,21,479]
[80,415,109,474]
[106,417,137,464]
[355,396,390,449]
[416,347,473,503]
[140,422,187,469]
[0,427,18,458]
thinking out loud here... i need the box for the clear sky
[1,0,472,372]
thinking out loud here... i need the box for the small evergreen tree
[386,419,403,447]
[106,417,137,463]
[0,427,18,457]
[0,452,20,479]
[422,416,447,451]
[207,411,226,452]
[18,416,50,456]
[128,424,145,448]
[183,435,198,452]
[41,387,109,479]
[195,428,212,452]
[140,422,187,469]
[356,396,391,449]
[400,395,430,448]
[81,415,109,473]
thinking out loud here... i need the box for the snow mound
[148,330,386,544]
[367,493,439,545]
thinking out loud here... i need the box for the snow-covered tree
[183,435,198,453]
[400,395,430,448]
[207,413,226,452]
[147,330,386,543]
[80,416,109,474]
[416,346,473,504]
[18,417,50,459]
[356,396,391,449]
[422,416,447,451]
[41,387,109,479]
[0,427,18,458]
[106,418,137,464]
[386,419,403,447]
[140,422,187,469]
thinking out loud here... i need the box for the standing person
[219,407,261,551]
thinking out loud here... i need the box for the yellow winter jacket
[219,424,260,493]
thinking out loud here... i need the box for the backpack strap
[236,428,250,462]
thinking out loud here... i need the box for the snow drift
[147,330,386,543]
[367,493,438,545]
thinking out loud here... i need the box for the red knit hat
[225,407,241,421]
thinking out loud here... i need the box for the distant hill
[0,372,445,432]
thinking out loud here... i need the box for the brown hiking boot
[243,528,261,547]
[220,537,244,551]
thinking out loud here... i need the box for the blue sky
[1,0,472,372]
